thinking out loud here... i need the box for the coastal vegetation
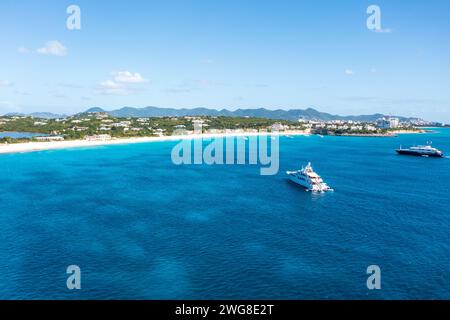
[0,113,303,143]
[312,127,424,136]
[0,111,426,144]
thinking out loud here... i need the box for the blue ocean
[0,129,449,300]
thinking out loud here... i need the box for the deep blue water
[0,129,449,299]
[0,132,46,139]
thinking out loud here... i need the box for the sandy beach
[0,129,429,155]
[0,130,309,155]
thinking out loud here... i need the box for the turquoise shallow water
[0,129,449,299]
[0,132,46,139]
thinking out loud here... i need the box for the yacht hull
[288,174,311,190]
[396,150,443,157]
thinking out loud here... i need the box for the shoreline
[334,129,427,137]
[0,129,428,155]
[0,130,309,155]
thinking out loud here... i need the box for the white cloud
[97,80,130,95]
[18,47,31,54]
[0,80,12,87]
[96,80,138,96]
[113,71,148,84]
[97,71,148,95]
[344,69,354,76]
[99,80,121,89]
[37,41,68,56]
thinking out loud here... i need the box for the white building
[377,117,400,129]
[72,126,89,131]
[271,123,289,131]
[112,121,131,128]
[35,136,65,141]
[85,134,112,141]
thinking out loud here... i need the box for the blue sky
[0,0,449,122]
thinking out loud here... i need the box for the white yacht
[286,162,333,192]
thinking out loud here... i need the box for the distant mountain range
[5,106,424,122]
[83,106,423,122]
[4,112,68,119]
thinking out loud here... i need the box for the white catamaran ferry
[286,162,333,192]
